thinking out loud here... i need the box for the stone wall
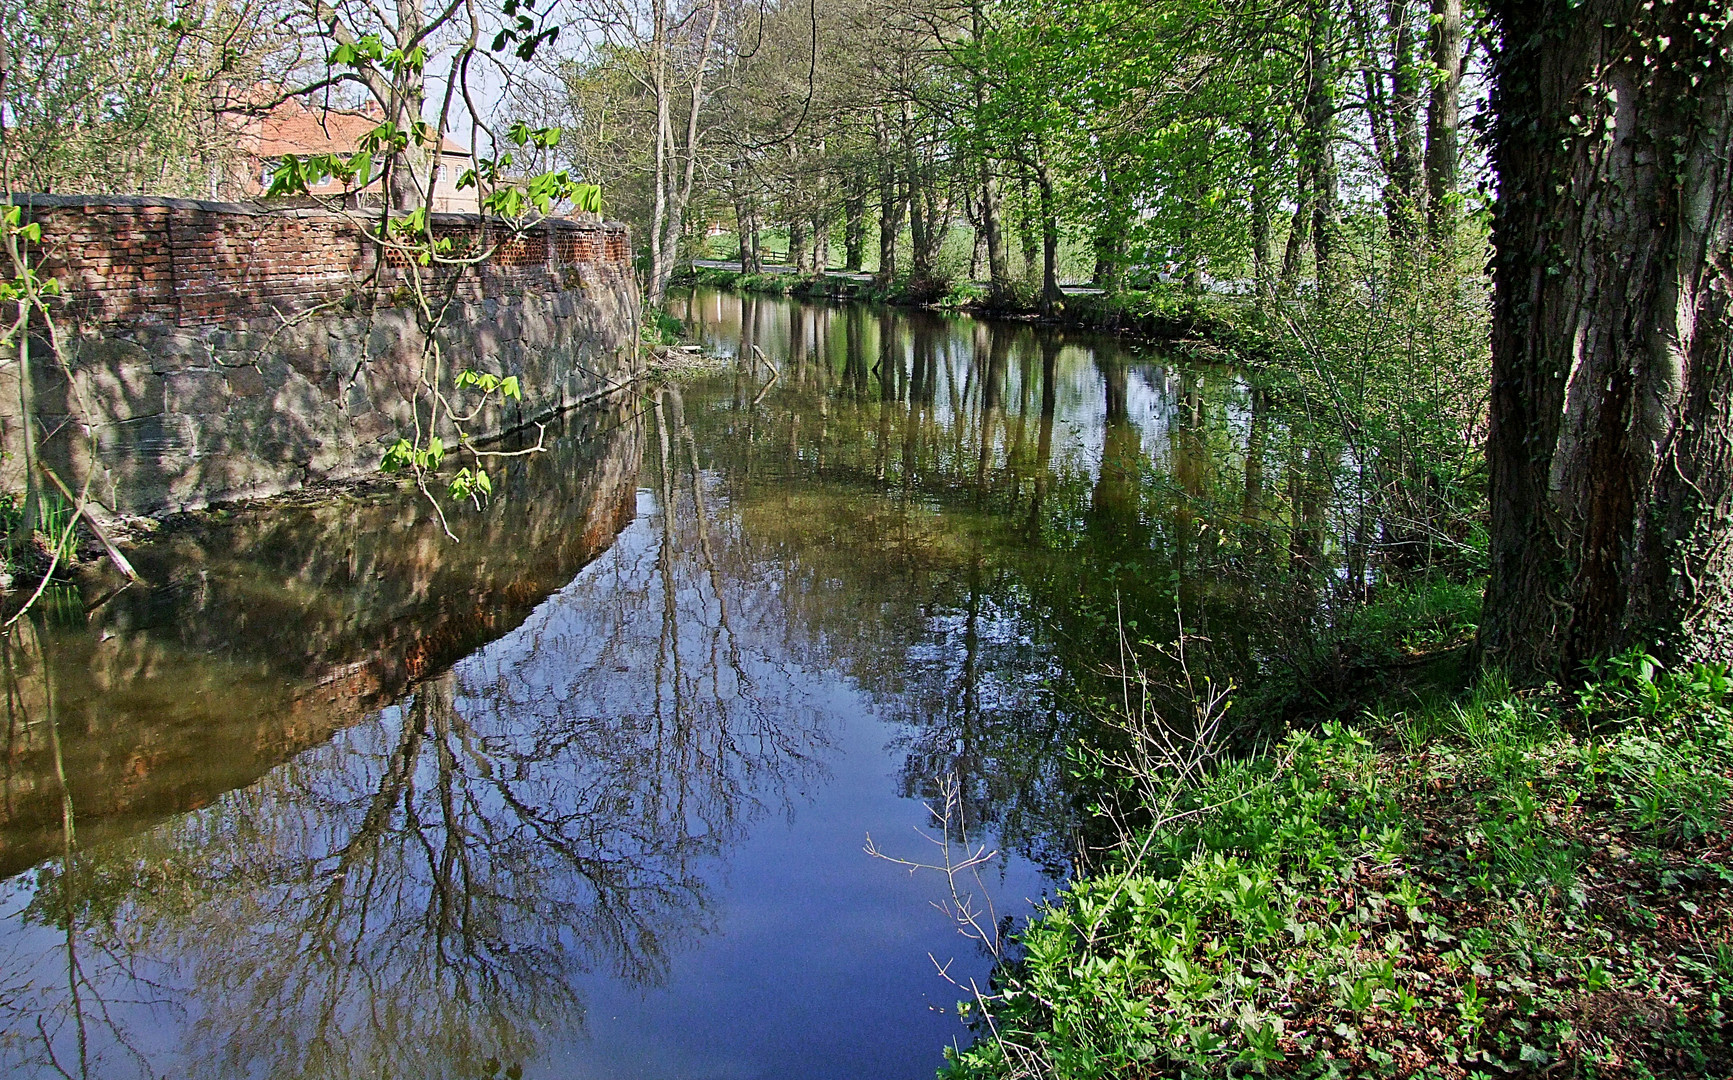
[1,194,642,517]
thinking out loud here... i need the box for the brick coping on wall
[6,192,614,226]
[6,193,633,329]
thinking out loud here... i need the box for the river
[0,287,1309,1079]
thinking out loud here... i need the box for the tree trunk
[10,307,39,549]
[385,0,427,211]
[1092,176,1128,293]
[980,162,1012,305]
[1281,179,1311,294]
[1035,156,1064,313]
[1303,0,1339,304]
[744,201,761,273]
[873,109,903,284]
[1018,175,1040,283]
[787,218,808,272]
[1481,0,1733,676]
[1249,121,1275,304]
[647,0,671,300]
[968,191,985,281]
[1388,0,1424,262]
[843,176,866,272]
[646,0,723,306]
[811,212,829,272]
[908,145,930,282]
[1424,0,1463,250]
[735,196,752,272]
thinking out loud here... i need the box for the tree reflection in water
[0,287,1376,1079]
[668,288,1355,873]
[0,389,831,1079]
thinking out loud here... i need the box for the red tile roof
[250,98,470,158]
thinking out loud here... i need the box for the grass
[1239,577,1485,729]
[945,650,1733,1079]
[641,306,688,346]
[0,488,83,587]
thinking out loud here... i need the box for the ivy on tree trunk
[1482,0,1733,676]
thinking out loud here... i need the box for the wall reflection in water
[0,384,848,1078]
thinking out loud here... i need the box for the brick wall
[0,194,643,518]
[9,194,633,328]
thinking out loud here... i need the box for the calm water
[0,289,1322,1079]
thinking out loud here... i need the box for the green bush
[945,654,1733,1079]
[640,307,687,346]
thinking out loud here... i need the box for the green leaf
[380,438,415,473]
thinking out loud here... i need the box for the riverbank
[660,283,1729,1077]
[673,264,1272,363]
[943,640,1733,1080]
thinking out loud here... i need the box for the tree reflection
[0,387,833,1079]
[670,287,1361,866]
[1,287,1387,1077]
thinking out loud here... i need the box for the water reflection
[669,289,1340,859]
[0,398,644,878]
[0,289,1356,1079]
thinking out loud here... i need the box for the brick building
[231,97,480,213]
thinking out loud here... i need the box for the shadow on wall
[0,195,642,518]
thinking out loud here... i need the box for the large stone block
[95,413,196,457]
[164,370,229,414]
[144,330,214,373]
[225,365,268,399]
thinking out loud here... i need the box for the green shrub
[945,656,1733,1080]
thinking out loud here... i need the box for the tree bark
[385,0,427,210]
[646,0,723,307]
[968,190,985,281]
[1091,173,1128,293]
[980,161,1012,304]
[1481,0,1733,676]
[787,218,808,272]
[873,109,903,284]
[1035,155,1064,313]
[1302,0,1339,303]
[907,128,930,281]
[734,195,752,272]
[1018,175,1040,283]
[647,0,671,299]
[1281,179,1311,294]
[811,211,829,272]
[843,173,867,272]
[1249,120,1275,304]
[1424,0,1463,250]
[1388,0,1424,260]
[744,200,761,273]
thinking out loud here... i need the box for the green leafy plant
[941,657,1733,1080]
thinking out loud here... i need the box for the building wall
[2,194,642,518]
